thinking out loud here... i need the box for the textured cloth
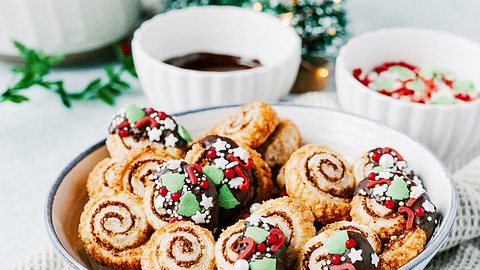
[12,92,480,270]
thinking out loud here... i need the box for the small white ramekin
[336,28,480,161]
[0,0,139,57]
[132,6,301,112]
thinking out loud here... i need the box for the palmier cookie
[257,118,302,174]
[252,197,316,268]
[299,221,382,270]
[352,147,413,184]
[185,135,272,221]
[106,104,192,159]
[78,190,150,270]
[284,144,355,224]
[143,160,219,231]
[86,157,121,197]
[206,101,280,148]
[142,221,216,270]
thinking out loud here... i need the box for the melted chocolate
[164,52,262,72]
[355,172,440,240]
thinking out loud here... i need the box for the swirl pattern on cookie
[206,101,280,148]
[252,197,316,268]
[114,145,173,198]
[141,221,216,270]
[299,221,381,270]
[86,158,121,197]
[143,160,219,231]
[106,104,192,159]
[284,145,355,224]
[78,191,150,269]
[215,220,245,270]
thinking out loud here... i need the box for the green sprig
[1,41,136,107]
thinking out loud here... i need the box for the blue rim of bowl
[45,103,457,270]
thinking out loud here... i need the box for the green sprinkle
[125,104,145,124]
[388,66,416,80]
[177,192,200,217]
[161,172,185,192]
[372,166,384,173]
[203,165,224,185]
[419,68,434,79]
[431,95,456,105]
[325,230,349,255]
[406,79,425,92]
[371,80,394,91]
[177,125,193,142]
[245,227,270,244]
[218,185,239,209]
[453,80,475,93]
[249,258,276,270]
[386,175,410,200]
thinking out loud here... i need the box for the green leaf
[3,94,29,103]
[47,54,65,66]
[97,88,115,105]
[83,78,102,92]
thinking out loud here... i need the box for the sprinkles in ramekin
[353,61,480,104]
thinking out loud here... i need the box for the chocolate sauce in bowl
[164,52,262,72]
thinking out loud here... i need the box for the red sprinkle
[242,213,251,219]
[267,234,278,245]
[367,178,391,188]
[119,43,131,56]
[199,181,209,190]
[187,164,203,185]
[237,237,256,260]
[159,187,168,197]
[169,217,178,223]
[383,147,404,161]
[371,151,382,162]
[269,228,285,252]
[158,111,167,120]
[223,168,234,178]
[206,148,217,159]
[331,254,341,265]
[145,107,156,115]
[330,263,355,270]
[118,129,129,137]
[134,116,158,129]
[171,192,180,202]
[398,206,415,231]
[384,200,395,209]
[407,196,420,207]
[279,190,288,197]
[345,238,356,249]
[227,154,254,170]
[414,207,425,217]
[367,172,377,181]
[256,243,266,252]
[116,121,130,129]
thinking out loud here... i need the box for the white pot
[132,6,301,112]
[0,0,140,57]
[336,28,480,161]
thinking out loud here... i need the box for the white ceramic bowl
[336,28,480,161]
[0,0,139,57]
[132,7,301,112]
[46,104,456,270]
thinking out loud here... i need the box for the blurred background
[0,0,478,268]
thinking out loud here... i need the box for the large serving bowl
[132,6,301,112]
[336,28,480,162]
[46,104,456,270]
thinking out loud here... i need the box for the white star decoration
[371,252,379,267]
[214,158,229,169]
[232,147,249,162]
[212,139,228,151]
[163,118,176,130]
[372,184,388,197]
[377,171,393,179]
[153,196,165,211]
[347,247,363,263]
[165,134,178,147]
[410,185,426,199]
[191,211,207,224]
[200,194,214,209]
[147,128,162,142]
[422,200,436,213]
[167,160,182,170]
[228,177,244,189]
[246,214,261,226]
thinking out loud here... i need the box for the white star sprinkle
[214,158,229,169]
[228,177,244,189]
[191,211,207,224]
[147,128,162,142]
[347,247,363,263]
[167,160,182,170]
[422,200,436,213]
[153,196,165,212]
[246,214,261,226]
[371,252,379,267]
[163,118,176,130]
[232,147,249,162]
[212,139,228,151]
[165,134,178,147]
[410,185,426,199]
[372,184,388,197]
[377,171,393,179]
[200,194,214,209]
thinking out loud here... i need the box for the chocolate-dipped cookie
[143,160,219,231]
[106,104,192,159]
